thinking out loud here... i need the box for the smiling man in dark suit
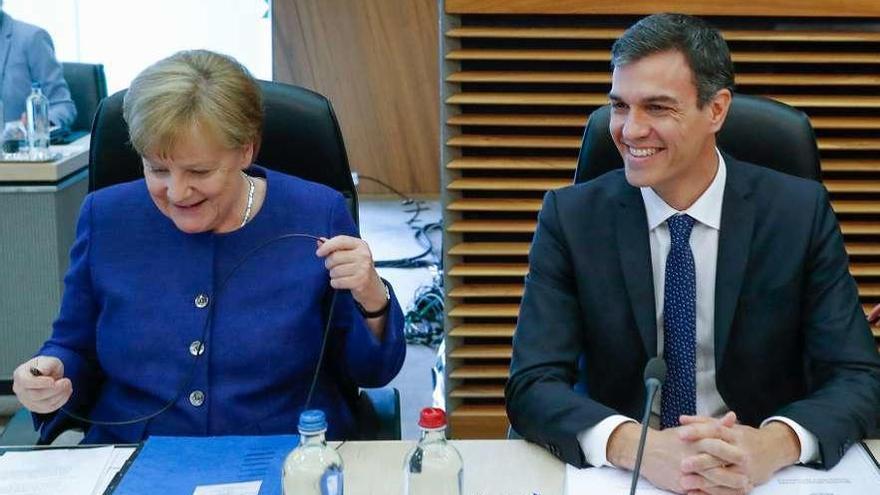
[505,13,880,495]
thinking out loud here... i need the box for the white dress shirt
[577,150,819,466]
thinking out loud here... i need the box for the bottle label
[320,465,343,495]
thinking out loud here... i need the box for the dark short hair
[611,13,735,107]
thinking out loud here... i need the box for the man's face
[609,49,729,204]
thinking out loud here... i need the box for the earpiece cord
[57,233,336,426]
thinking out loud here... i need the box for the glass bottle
[26,83,50,160]
[282,409,344,495]
[403,407,463,495]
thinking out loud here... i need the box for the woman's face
[142,126,254,234]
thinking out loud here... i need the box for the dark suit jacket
[505,155,880,469]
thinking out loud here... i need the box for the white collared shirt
[577,150,819,466]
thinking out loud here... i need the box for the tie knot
[667,214,695,243]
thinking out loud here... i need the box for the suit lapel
[616,185,658,358]
[714,158,756,370]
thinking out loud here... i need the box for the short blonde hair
[123,50,263,159]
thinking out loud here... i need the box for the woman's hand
[316,235,387,312]
[12,356,73,414]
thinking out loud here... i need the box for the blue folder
[112,435,300,495]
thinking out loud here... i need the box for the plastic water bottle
[26,83,50,160]
[403,407,463,495]
[282,410,344,495]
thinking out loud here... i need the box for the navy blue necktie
[661,214,697,429]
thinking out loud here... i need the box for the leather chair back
[575,93,821,183]
[88,80,359,224]
[61,62,108,132]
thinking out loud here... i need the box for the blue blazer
[506,155,880,469]
[37,167,406,443]
[0,12,76,127]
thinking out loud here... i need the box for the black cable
[52,233,337,427]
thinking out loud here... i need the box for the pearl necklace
[240,173,256,228]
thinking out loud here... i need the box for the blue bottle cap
[31,82,40,89]
[298,409,328,434]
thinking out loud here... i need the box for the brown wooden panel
[448,199,544,212]
[445,0,880,17]
[448,263,530,276]
[449,303,520,317]
[448,178,571,191]
[811,117,880,130]
[833,201,880,214]
[449,384,506,398]
[770,95,880,108]
[446,26,880,42]
[825,181,880,194]
[449,324,517,337]
[448,71,880,86]
[447,135,581,149]
[447,157,577,170]
[450,365,511,379]
[447,220,538,233]
[447,92,606,106]
[842,222,880,235]
[449,344,513,359]
[818,138,880,151]
[446,49,880,64]
[449,284,525,298]
[273,0,438,194]
[847,243,880,256]
[449,405,508,439]
[447,113,587,127]
[822,160,880,172]
[852,264,880,277]
[448,242,531,256]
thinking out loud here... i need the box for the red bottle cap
[418,407,447,429]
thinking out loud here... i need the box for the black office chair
[0,81,399,445]
[60,62,108,135]
[88,80,360,224]
[507,94,822,440]
[575,93,821,183]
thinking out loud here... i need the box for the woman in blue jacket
[11,50,406,443]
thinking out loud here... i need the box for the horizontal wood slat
[448,178,571,190]
[448,220,537,233]
[446,49,880,64]
[449,114,880,131]
[448,199,544,212]
[448,134,880,151]
[821,160,880,172]
[446,26,880,43]
[449,384,506,398]
[449,284,525,298]
[448,263,529,276]
[449,304,520,317]
[448,70,880,87]
[448,242,531,256]
[446,157,577,170]
[448,93,880,108]
[842,222,880,236]
[449,324,517,337]
[449,365,511,379]
[449,344,513,359]
[444,1,880,17]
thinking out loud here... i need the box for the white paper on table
[0,445,116,495]
[565,444,880,495]
[192,480,263,495]
[92,447,137,495]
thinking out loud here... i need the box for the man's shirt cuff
[577,415,637,467]
[761,416,820,464]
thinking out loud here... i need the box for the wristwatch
[355,278,391,318]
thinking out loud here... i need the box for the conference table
[0,437,878,493]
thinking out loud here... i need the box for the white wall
[4,0,271,93]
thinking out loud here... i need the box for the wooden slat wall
[440,1,880,438]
